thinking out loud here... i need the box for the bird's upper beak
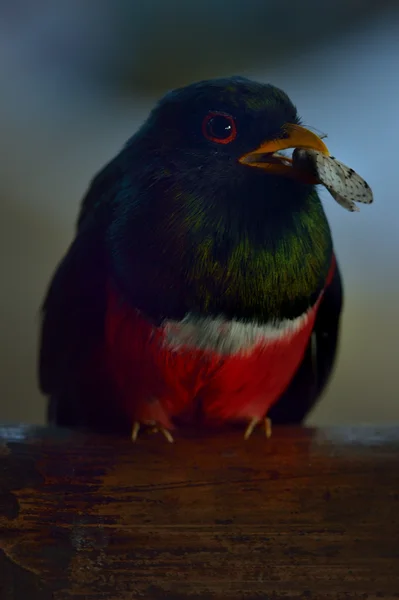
[239,123,329,182]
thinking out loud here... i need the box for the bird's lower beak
[238,123,329,182]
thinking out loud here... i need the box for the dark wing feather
[39,158,128,432]
[39,218,109,427]
[268,258,344,424]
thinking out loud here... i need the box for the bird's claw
[244,416,272,440]
[131,421,174,443]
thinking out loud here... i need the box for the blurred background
[0,0,398,426]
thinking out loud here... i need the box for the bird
[39,76,343,443]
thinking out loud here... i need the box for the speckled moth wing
[293,148,373,212]
[328,190,359,212]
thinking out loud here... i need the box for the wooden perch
[0,424,398,598]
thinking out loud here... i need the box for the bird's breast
[104,279,325,427]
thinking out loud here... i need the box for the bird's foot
[244,416,272,440]
[131,420,174,443]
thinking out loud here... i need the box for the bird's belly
[105,286,321,428]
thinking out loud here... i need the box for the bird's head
[126,76,329,228]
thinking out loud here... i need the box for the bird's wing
[268,257,343,424]
[38,217,110,427]
[39,152,134,430]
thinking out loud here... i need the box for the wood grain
[0,424,398,599]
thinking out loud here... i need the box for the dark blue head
[119,76,329,238]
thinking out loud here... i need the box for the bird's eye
[202,112,237,144]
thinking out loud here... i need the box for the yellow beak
[238,123,329,181]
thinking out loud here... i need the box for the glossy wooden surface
[0,424,398,599]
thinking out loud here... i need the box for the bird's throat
[182,190,333,322]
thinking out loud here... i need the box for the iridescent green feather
[182,190,332,318]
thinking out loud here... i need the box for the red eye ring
[202,111,237,145]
